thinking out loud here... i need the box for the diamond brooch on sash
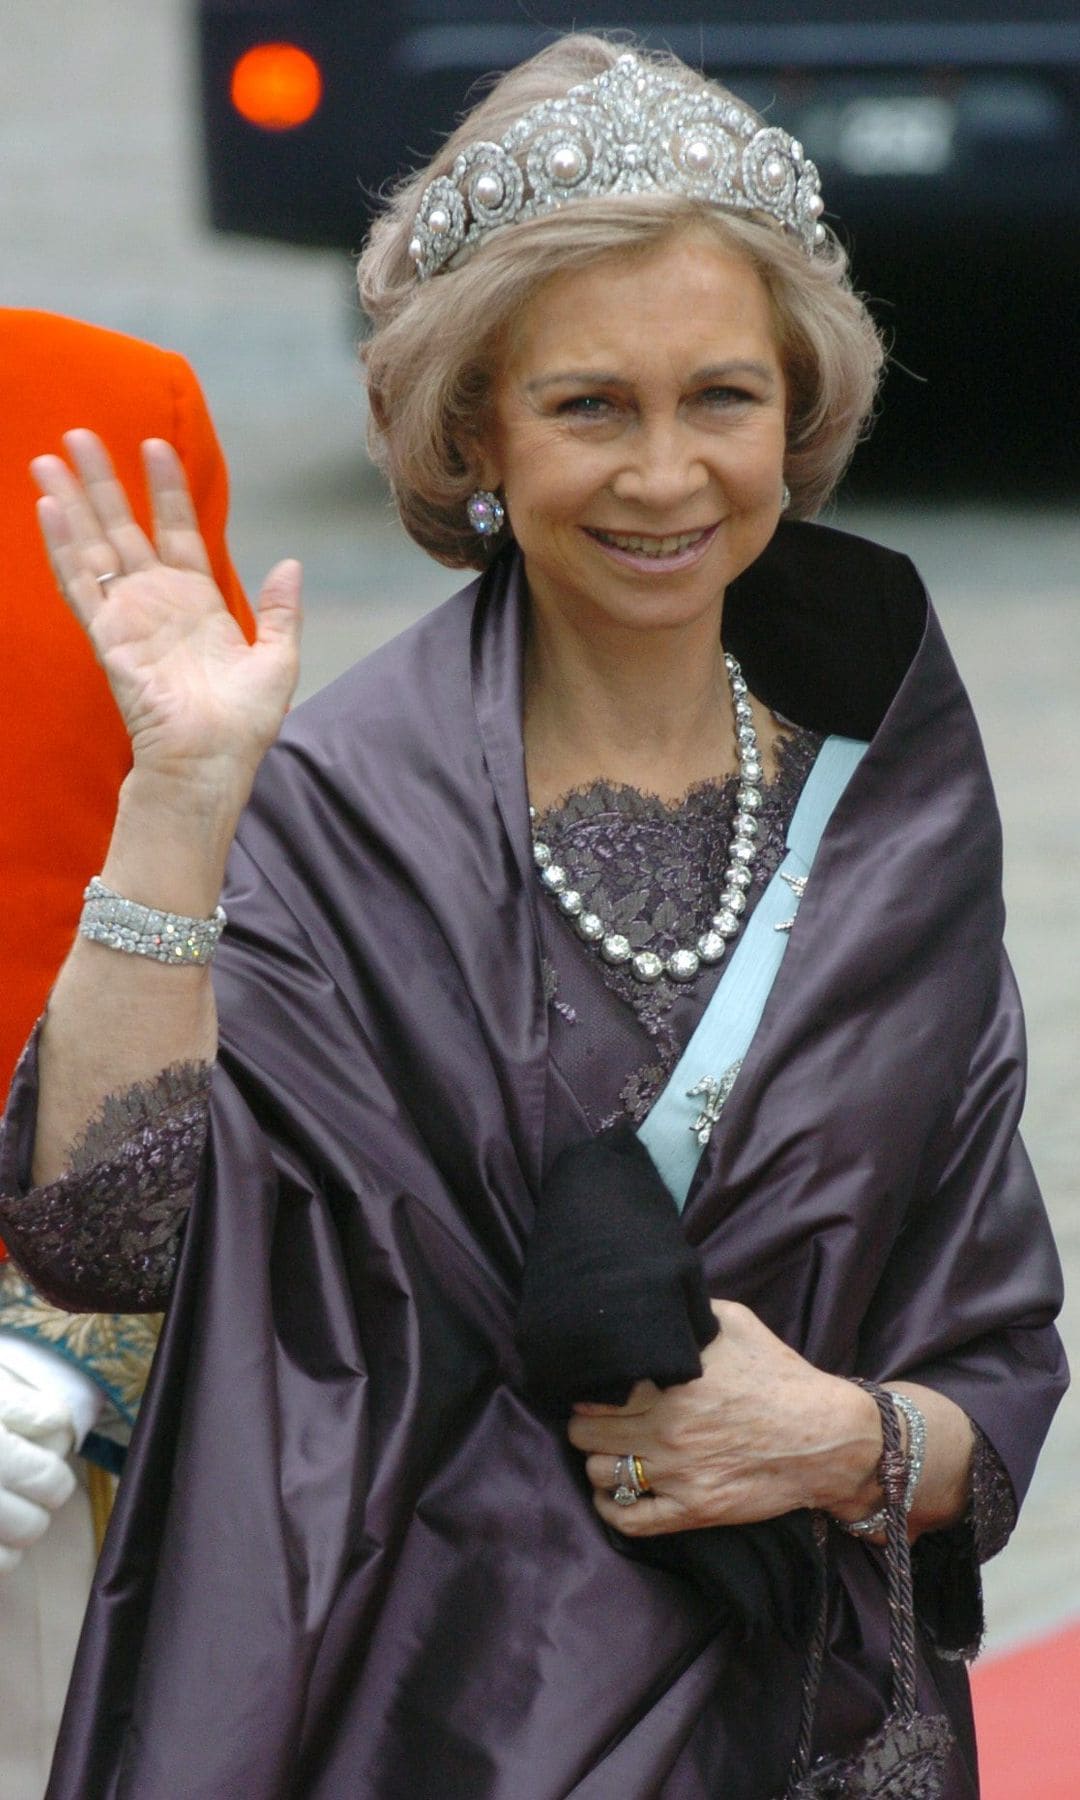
[774,870,808,934]
[687,1062,744,1146]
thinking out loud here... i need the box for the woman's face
[478,229,788,643]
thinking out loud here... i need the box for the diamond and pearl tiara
[408,52,826,280]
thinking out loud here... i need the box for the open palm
[32,431,302,788]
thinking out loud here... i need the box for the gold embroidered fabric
[0,1259,161,1436]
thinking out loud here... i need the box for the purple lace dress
[534,728,821,1130]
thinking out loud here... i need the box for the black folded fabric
[516,1123,821,1645]
[517,1124,720,1408]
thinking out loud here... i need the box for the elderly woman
[0,34,1065,1800]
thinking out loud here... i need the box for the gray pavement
[3,0,1077,1654]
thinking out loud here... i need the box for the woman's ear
[458,427,501,495]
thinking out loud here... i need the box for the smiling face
[477,228,788,645]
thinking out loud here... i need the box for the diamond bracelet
[841,1386,928,1538]
[78,876,226,966]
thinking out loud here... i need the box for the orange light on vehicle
[230,44,323,132]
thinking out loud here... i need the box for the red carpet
[971,1619,1080,1798]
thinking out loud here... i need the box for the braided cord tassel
[782,1384,954,1798]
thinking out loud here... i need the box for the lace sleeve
[0,1062,210,1314]
[969,1421,1017,1564]
[911,1419,1018,1661]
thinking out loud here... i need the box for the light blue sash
[637,735,868,1210]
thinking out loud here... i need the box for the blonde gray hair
[359,34,885,570]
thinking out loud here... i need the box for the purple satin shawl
[46,524,1065,1798]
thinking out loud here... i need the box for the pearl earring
[467,490,506,537]
[781,482,792,512]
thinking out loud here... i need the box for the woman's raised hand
[32,431,302,804]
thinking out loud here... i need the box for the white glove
[0,1345,81,1576]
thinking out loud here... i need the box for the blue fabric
[638,735,868,1209]
[82,1431,128,1476]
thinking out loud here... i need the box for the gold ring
[630,1455,652,1494]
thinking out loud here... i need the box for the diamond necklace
[529,653,763,985]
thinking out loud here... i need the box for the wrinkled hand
[31,431,301,799]
[567,1300,879,1537]
[0,1366,77,1576]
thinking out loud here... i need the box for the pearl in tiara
[408,53,826,280]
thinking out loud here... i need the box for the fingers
[255,558,304,638]
[571,1379,660,1418]
[142,439,214,577]
[253,559,304,699]
[32,431,242,650]
[592,1485,683,1537]
[584,1453,655,1497]
[0,1423,77,1510]
[32,431,156,627]
[65,431,154,563]
[33,495,106,633]
[567,1388,659,1457]
[31,441,122,562]
[57,430,158,572]
[0,1484,54,1555]
[568,1413,623,1455]
[0,1376,76,1451]
[579,1451,681,1537]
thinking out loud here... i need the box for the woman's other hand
[568,1299,882,1535]
[32,431,301,806]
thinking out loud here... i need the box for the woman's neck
[523,604,757,810]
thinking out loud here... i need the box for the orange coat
[0,311,253,1118]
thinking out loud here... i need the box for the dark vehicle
[196,2,1080,488]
